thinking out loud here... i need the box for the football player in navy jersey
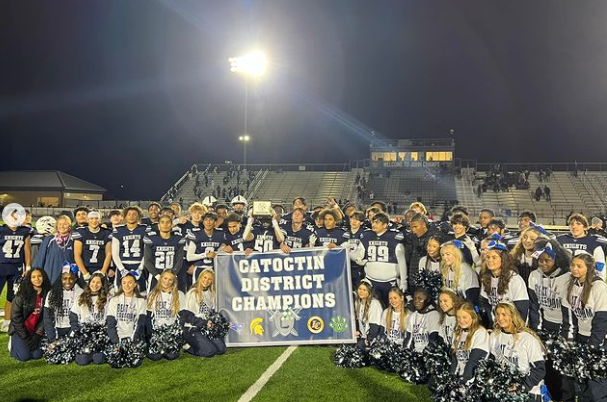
[186,212,224,286]
[281,197,315,228]
[279,208,313,253]
[0,223,34,332]
[177,203,206,291]
[73,207,90,229]
[558,213,607,281]
[243,211,285,253]
[111,206,149,292]
[230,196,248,217]
[313,209,349,248]
[346,211,367,290]
[73,211,112,280]
[143,215,186,289]
[222,213,254,255]
[214,204,229,231]
[141,202,161,227]
[358,212,407,305]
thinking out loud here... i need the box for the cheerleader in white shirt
[380,287,408,346]
[418,235,443,273]
[561,253,607,402]
[440,242,480,305]
[355,279,383,350]
[69,273,108,365]
[182,268,226,357]
[438,289,463,347]
[479,241,529,327]
[106,271,147,367]
[404,287,441,353]
[451,302,490,381]
[146,270,186,361]
[491,302,547,402]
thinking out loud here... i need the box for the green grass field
[0,333,432,402]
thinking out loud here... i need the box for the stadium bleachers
[163,163,607,224]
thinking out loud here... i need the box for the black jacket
[8,290,48,339]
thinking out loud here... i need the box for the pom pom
[588,344,607,379]
[148,321,185,356]
[474,358,531,402]
[546,336,590,380]
[201,311,230,340]
[368,336,394,371]
[393,347,428,384]
[69,323,111,355]
[105,338,147,369]
[423,338,452,385]
[431,374,483,402]
[41,337,76,365]
[412,269,443,302]
[333,345,367,368]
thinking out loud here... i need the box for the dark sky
[3,0,607,199]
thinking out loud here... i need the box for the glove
[26,333,41,351]
[83,272,92,281]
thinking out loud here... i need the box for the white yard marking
[237,346,298,402]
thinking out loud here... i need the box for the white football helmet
[230,195,248,206]
[35,216,57,235]
[202,196,217,207]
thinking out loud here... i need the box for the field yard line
[237,346,298,402]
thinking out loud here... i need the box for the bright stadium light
[229,51,267,78]
[239,135,251,166]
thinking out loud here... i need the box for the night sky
[2,1,607,200]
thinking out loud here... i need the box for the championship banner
[215,247,357,347]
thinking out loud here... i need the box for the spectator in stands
[543,186,551,202]
[535,186,543,202]
[588,217,607,238]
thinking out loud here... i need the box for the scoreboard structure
[369,138,455,169]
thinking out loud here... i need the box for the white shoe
[1,320,10,333]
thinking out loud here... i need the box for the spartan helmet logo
[269,308,301,337]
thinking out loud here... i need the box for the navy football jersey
[72,227,112,271]
[0,225,34,265]
[313,227,349,247]
[111,224,148,264]
[223,228,253,252]
[361,229,404,264]
[186,227,224,266]
[281,211,315,227]
[143,231,186,271]
[251,226,281,252]
[280,224,313,249]
[179,221,201,238]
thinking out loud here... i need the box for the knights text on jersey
[111,224,149,264]
[313,227,350,247]
[186,228,224,266]
[144,232,186,271]
[0,225,34,265]
[72,227,112,271]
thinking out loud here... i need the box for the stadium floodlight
[239,135,251,166]
[229,51,267,78]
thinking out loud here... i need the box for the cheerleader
[404,288,441,352]
[479,241,529,327]
[70,273,109,365]
[558,213,607,281]
[417,235,443,273]
[43,266,82,362]
[491,302,547,402]
[380,287,408,346]
[8,268,52,361]
[451,302,490,381]
[510,226,543,285]
[182,268,226,357]
[146,270,186,361]
[438,289,463,346]
[561,253,607,402]
[106,272,147,367]
[355,279,383,350]
[440,242,480,304]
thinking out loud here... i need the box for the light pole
[239,135,250,166]
[229,51,267,168]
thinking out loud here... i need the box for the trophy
[252,201,273,218]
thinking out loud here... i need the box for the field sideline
[0,332,431,402]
